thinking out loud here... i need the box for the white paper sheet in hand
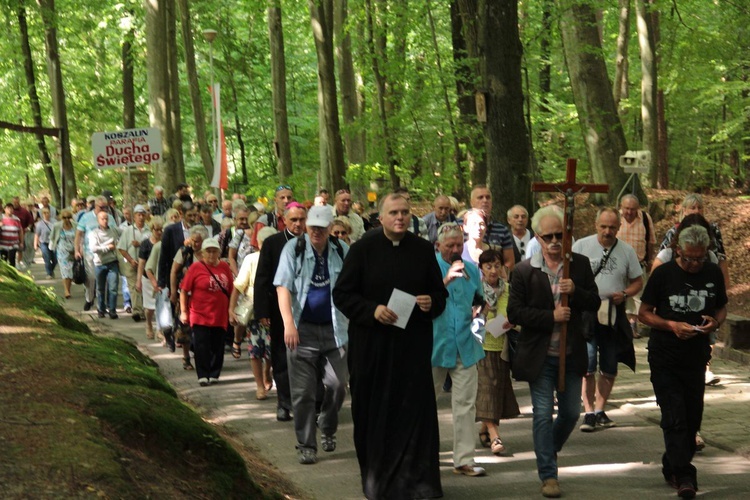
[387,288,417,329]
[486,314,510,338]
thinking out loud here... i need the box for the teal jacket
[432,253,485,369]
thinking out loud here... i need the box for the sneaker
[321,434,336,452]
[109,312,119,319]
[677,481,696,499]
[97,311,106,318]
[83,301,93,311]
[124,306,132,313]
[596,411,617,428]
[705,370,720,386]
[276,407,292,422]
[208,378,218,385]
[198,378,209,387]
[580,413,596,432]
[452,464,486,477]
[695,432,705,452]
[298,448,318,465]
[541,478,561,498]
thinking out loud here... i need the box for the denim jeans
[528,356,583,481]
[40,242,57,276]
[95,261,119,314]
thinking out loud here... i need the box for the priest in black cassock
[333,193,448,500]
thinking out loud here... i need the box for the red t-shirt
[180,261,233,327]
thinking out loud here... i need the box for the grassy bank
[0,262,280,499]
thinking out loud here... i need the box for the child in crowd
[475,249,520,455]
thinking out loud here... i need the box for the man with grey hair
[149,186,169,216]
[75,196,118,311]
[422,194,456,244]
[507,204,532,263]
[432,221,486,477]
[508,205,600,498]
[573,208,642,432]
[639,224,727,499]
[617,194,656,337]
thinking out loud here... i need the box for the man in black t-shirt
[638,225,727,499]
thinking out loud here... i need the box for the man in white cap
[117,204,151,321]
[274,205,349,465]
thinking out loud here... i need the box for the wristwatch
[622,291,629,299]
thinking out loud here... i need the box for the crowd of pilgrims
[0,184,727,500]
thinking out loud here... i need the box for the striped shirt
[484,220,514,250]
[0,215,23,250]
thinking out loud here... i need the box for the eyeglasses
[276,185,292,192]
[680,255,708,264]
[539,232,563,243]
[333,230,348,236]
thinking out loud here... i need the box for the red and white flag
[210,83,228,190]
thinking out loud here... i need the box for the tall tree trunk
[652,2,668,188]
[334,0,364,167]
[145,0,176,192]
[558,0,637,203]
[365,0,399,188]
[166,0,184,184]
[317,75,330,188]
[122,14,135,130]
[177,0,213,183]
[268,0,293,181]
[426,0,466,201]
[18,4,59,206]
[539,0,553,112]
[37,0,76,204]
[452,0,486,190]
[481,0,531,219]
[613,0,630,111]
[309,0,346,191]
[636,0,657,187]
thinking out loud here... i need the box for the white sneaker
[199,378,209,387]
[705,370,720,386]
[208,377,218,385]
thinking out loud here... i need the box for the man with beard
[333,193,447,500]
[254,202,307,421]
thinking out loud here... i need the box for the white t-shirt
[572,235,642,299]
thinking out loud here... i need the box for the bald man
[422,195,456,244]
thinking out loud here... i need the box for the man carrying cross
[508,205,600,498]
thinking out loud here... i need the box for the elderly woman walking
[34,207,57,279]
[180,238,233,386]
[49,209,76,298]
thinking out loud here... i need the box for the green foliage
[1,0,749,204]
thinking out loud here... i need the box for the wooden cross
[532,158,609,392]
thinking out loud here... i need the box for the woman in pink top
[180,238,233,386]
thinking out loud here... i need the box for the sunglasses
[680,255,708,264]
[276,185,292,192]
[333,230,348,236]
[539,232,563,243]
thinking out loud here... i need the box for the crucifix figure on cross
[532,158,609,391]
